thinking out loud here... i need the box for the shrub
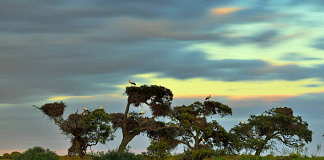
[59,156,92,160]
[14,146,59,160]
[178,149,217,160]
[91,151,142,160]
[144,140,173,160]
[10,152,22,159]
[2,153,11,159]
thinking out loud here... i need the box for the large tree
[149,100,232,151]
[37,102,114,156]
[110,85,173,152]
[230,107,312,156]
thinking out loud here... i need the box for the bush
[14,146,59,160]
[91,151,142,160]
[144,140,173,160]
[59,156,92,160]
[178,149,218,160]
[2,153,11,159]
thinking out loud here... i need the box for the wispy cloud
[210,7,244,15]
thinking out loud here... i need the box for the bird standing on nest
[82,106,88,112]
[82,106,89,115]
[205,95,212,101]
[98,105,104,109]
[128,80,136,85]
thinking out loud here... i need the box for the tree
[37,102,114,156]
[15,147,58,160]
[110,85,173,152]
[230,107,312,156]
[145,140,173,159]
[150,100,232,151]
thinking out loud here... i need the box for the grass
[206,156,324,160]
[1,155,324,160]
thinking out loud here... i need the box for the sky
[1,0,324,156]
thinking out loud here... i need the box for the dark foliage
[125,85,173,116]
[39,102,66,118]
[114,85,174,152]
[38,102,114,156]
[92,151,142,160]
[230,107,312,156]
[14,147,59,160]
[149,100,232,152]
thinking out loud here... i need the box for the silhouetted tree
[37,102,114,156]
[149,100,232,151]
[110,85,173,152]
[230,107,312,156]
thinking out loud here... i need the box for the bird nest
[125,85,173,107]
[273,107,293,117]
[40,102,66,118]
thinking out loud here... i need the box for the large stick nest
[39,102,66,118]
[125,85,173,107]
[273,107,293,117]
[60,113,88,136]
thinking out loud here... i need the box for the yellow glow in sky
[48,95,95,101]
[116,73,324,101]
[210,7,243,15]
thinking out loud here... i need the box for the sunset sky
[1,0,324,155]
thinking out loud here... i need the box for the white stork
[98,105,104,109]
[82,106,89,112]
[128,80,136,85]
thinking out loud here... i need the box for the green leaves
[168,100,232,150]
[230,107,312,155]
[39,102,114,156]
[125,85,173,109]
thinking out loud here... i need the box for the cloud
[210,7,243,15]
[280,53,322,61]
[311,37,324,50]
[2,40,324,104]
[303,84,323,88]
[228,95,296,102]
[0,0,293,37]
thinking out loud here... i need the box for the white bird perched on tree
[82,106,89,112]
[82,106,89,115]
[82,106,89,111]
[128,80,136,85]
[98,105,104,109]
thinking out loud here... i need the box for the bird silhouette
[128,80,136,85]
[205,95,212,101]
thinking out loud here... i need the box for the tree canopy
[36,84,314,158]
[111,85,174,152]
[38,102,114,156]
[230,107,312,156]
[148,100,233,152]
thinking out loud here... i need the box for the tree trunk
[118,135,135,152]
[255,148,262,156]
[118,102,133,152]
[68,136,87,157]
[193,137,201,149]
[124,102,131,120]
[255,135,274,156]
[255,142,267,156]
